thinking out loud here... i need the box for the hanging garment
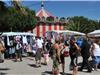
[22,36,28,44]
[7,36,10,46]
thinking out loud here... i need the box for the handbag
[63,51,69,57]
[0,42,5,52]
[62,47,69,57]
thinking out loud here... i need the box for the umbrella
[88,30,100,37]
[48,30,85,36]
[88,30,100,35]
[2,32,36,36]
[2,32,17,36]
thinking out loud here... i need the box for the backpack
[76,38,83,48]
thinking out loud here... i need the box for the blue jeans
[93,56,100,64]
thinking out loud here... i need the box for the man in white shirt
[35,37,43,67]
[37,37,43,49]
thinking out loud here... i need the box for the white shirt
[16,43,22,50]
[36,39,43,48]
[92,43,100,56]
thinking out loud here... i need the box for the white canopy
[2,32,36,36]
[46,30,85,36]
[88,30,100,35]
[88,30,100,37]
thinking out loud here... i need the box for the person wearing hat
[15,40,22,61]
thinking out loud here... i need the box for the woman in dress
[52,39,61,75]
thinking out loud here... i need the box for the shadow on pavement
[41,63,47,66]
[0,68,10,70]
[11,59,17,62]
[66,73,72,75]
[28,64,37,68]
[60,72,72,75]
[11,59,23,62]
[42,71,72,75]
[0,72,7,75]
[42,71,52,75]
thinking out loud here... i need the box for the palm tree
[66,16,93,34]
[11,0,27,15]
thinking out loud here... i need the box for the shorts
[60,54,65,64]
[35,48,42,61]
[15,49,22,58]
[70,53,78,68]
[93,56,100,64]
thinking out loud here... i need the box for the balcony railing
[36,16,68,23]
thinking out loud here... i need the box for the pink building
[32,2,65,37]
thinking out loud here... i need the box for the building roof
[36,2,54,18]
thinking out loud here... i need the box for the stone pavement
[0,57,100,75]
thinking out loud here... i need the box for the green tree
[0,1,8,32]
[0,1,36,32]
[11,0,28,15]
[6,7,36,32]
[65,16,99,34]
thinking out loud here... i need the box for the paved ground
[0,56,100,75]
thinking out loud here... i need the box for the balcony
[35,16,68,24]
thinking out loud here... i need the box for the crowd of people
[0,35,34,62]
[0,34,100,75]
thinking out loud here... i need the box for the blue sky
[4,0,100,20]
